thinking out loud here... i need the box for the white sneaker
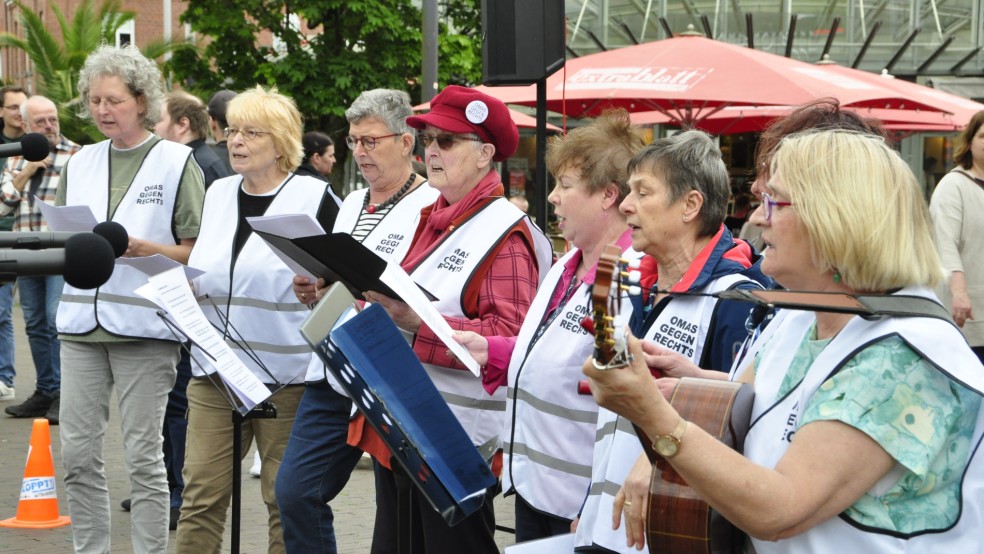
[0,382,15,402]
[249,450,261,478]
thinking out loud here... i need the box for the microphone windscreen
[64,233,115,289]
[20,133,50,162]
[93,221,129,258]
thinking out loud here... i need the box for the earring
[833,271,842,283]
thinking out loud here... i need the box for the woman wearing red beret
[356,85,553,553]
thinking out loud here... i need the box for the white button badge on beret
[465,100,489,124]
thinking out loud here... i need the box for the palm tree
[0,0,181,143]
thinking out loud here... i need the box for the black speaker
[481,0,566,86]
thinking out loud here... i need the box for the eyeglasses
[417,132,482,150]
[345,133,399,151]
[224,127,272,141]
[87,96,134,109]
[760,192,793,222]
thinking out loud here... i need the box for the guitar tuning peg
[621,269,641,284]
[618,283,642,296]
[622,257,642,270]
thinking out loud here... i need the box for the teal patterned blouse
[762,323,981,533]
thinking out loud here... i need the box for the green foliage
[0,0,180,144]
[171,0,483,137]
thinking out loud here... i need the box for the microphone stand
[158,305,285,554]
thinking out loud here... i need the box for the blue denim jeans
[0,281,14,387]
[17,275,63,395]
[275,382,362,554]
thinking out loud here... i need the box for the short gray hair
[628,130,730,238]
[78,44,164,129]
[345,89,413,140]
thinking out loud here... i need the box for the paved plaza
[0,301,516,552]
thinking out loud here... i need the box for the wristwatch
[652,419,688,458]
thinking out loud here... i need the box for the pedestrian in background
[0,95,81,424]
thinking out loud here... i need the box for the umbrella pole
[535,78,548,233]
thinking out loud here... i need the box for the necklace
[364,173,416,214]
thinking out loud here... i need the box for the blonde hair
[770,130,942,291]
[226,86,303,173]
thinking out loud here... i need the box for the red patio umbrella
[474,35,947,123]
[807,62,984,123]
[630,105,964,135]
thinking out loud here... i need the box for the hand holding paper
[374,262,481,376]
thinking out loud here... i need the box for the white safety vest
[576,273,755,552]
[305,182,439,384]
[409,198,552,460]
[189,174,335,384]
[56,139,190,340]
[503,247,642,519]
[746,286,984,554]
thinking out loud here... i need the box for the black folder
[299,286,496,525]
[253,230,412,300]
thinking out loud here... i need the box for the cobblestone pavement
[0,302,516,552]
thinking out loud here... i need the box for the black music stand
[158,297,287,554]
[299,284,497,553]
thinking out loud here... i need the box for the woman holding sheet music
[55,44,205,554]
[354,85,552,554]
[179,86,340,554]
[585,130,984,553]
[277,88,437,554]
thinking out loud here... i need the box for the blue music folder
[306,302,496,526]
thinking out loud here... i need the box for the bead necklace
[364,173,416,214]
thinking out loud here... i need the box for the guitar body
[646,377,754,554]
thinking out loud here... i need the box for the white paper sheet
[246,214,328,279]
[136,267,271,409]
[246,214,326,239]
[379,263,481,376]
[36,198,99,232]
[117,254,205,280]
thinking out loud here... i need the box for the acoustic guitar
[583,246,755,554]
[645,377,753,554]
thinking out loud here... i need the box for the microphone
[0,221,129,257]
[92,221,128,257]
[0,233,115,289]
[0,133,50,162]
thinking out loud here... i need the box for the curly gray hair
[78,44,164,129]
[345,89,413,138]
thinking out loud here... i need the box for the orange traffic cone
[0,418,71,528]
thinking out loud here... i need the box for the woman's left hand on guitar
[641,340,701,379]
[613,453,655,549]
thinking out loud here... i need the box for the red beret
[407,85,519,162]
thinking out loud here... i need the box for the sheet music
[379,263,480,376]
[135,267,271,409]
[117,254,205,280]
[35,198,99,232]
[246,214,326,239]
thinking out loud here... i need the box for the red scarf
[400,169,505,272]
